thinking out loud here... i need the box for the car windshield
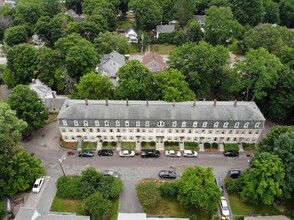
[33,183,39,188]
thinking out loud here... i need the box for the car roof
[229,170,241,174]
[184,150,192,153]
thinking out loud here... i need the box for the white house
[124,27,138,43]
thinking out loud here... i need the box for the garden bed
[203,142,219,151]
[184,142,199,150]
[242,143,256,151]
[121,142,136,150]
[224,143,239,151]
[164,141,180,150]
[141,141,156,149]
[59,138,77,149]
[102,141,117,149]
[82,142,96,150]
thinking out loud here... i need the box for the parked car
[182,150,198,158]
[103,170,121,178]
[32,177,45,193]
[98,149,113,156]
[158,170,177,179]
[141,149,160,158]
[220,196,230,219]
[165,150,181,157]
[78,151,94,157]
[119,150,135,157]
[223,150,239,157]
[228,170,241,179]
[216,177,224,194]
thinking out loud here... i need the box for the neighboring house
[29,79,54,101]
[142,52,167,73]
[119,213,189,220]
[96,50,126,84]
[194,15,206,26]
[244,216,290,220]
[32,34,44,47]
[58,99,265,150]
[3,0,16,6]
[155,25,175,38]
[124,27,138,43]
[65,9,85,22]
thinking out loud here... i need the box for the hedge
[102,141,108,147]
[184,142,199,150]
[211,142,218,149]
[242,142,256,151]
[164,141,179,147]
[224,143,239,151]
[204,142,211,149]
[111,141,116,147]
[150,141,156,147]
[141,141,146,147]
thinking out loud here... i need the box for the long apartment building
[57,99,265,147]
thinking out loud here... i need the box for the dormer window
[62,120,67,126]
[255,122,260,128]
[83,120,88,126]
[182,121,186,127]
[157,121,165,127]
[145,121,149,127]
[116,120,120,126]
[136,121,140,127]
[234,122,240,128]
[172,121,177,127]
[95,120,99,126]
[202,121,207,128]
[125,120,129,127]
[193,121,198,127]
[223,122,229,128]
[74,120,79,126]
[104,120,109,126]
[244,122,249,128]
[213,122,219,128]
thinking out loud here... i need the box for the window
[255,130,259,134]
[229,130,233,134]
[157,120,165,127]
[208,130,213,134]
[61,128,66,132]
[193,121,198,127]
[234,122,240,128]
[116,120,120,126]
[104,120,109,126]
[69,129,73,132]
[136,121,140,127]
[145,121,149,127]
[82,128,85,132]
[188,129,192,133]
[117,129,120,132]
[255,122,260,128]
[182,121,186,127]
[89,128,93,132]
[125,121,129,126]
[202,121,207,127]
[172,121,177,127]
[83,120,88,126]
[96,128,100,132]
[213,122,219,128]
[62,120,67,126]
[244,122,249,128]
[64,136,68,140]
[76,128,80,132]
[110,129,113,132]
[74,120,79,126]
[168,129,172,133]
[223,122,229,128]
[95,120,99,126]
[137,129,140,132]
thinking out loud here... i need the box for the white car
[220,196,230,219]
[32,177,45,193]
[165,150,181,157]
[103,170,121,178]
[119,150,135,157]
[182,150,198,158]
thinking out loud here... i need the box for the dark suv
[141,149,160,158]
[223,150,239,157]
[98,149,114,156]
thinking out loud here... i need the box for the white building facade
[58,100,265,147]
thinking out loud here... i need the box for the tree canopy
[4,25,28,46]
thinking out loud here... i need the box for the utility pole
[58,159,66,176]
[141,33,144,53]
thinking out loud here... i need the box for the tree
[263,0,280,24]
[273,132,294,199]
[168,42,229,97]
[83,192,111,220]
[79,168,103,199]
[94,31,130,55]
[115,60,154,100]
[226,48,283,101]
[4,25,28,46]
[97,176,123,199]
[0,145,45,196]
[129,0,162,31]
[205,6,244,45]
[174,0,195,27]
[177,166,221,213]
[241,152,285,205]
[8,85,49,133]
[154,69,196,102]
[161,0,176,24]
[0,102,27,146]
[70,72,113,100]
[277,46,294,70]
[136,181,161,210]
[6,43,38,86]
[185,19,203,43]
[279,0,294,28]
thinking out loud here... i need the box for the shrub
[159,182,178,198]
[79,168,103,199]
[141,141,146,147]
[211,142,218,149]
[56,176,81,199]
[204,142,211,148]
[111,141,116,147]
[184,142,199,150]
[224,143,239,151]
[136,181,160,210]
[102,141,108,147]
[242,142,256,151]
[150,141,156,147]
[224,176,243,194]
[164,141,170,147]
[98,176,123,199]
[83,192,111,220]
[0,201,5,219]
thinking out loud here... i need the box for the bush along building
[57,99,265,150]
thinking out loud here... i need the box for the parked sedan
[98,149,113,156]
[119,150,135,157]
[32,177,45,193]
[141,149,160,158]
[223,150,239,157]
[103,170,121,178]
[182,150,198,158]
[78,151,94,157]
[165,150,181,157]
[158,170,177,179]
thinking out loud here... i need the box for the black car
[223,150,239,157]
[158,170,177,179]
[141,149,160,158]
[228,170,241,178]
[78,151,94,157]
[98,149,113,156]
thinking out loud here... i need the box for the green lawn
[121,141,136,149]
[150,44,177,54]
[82,142,96,150]
[50,197,85,215]
[110,198,120,220]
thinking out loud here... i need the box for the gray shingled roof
[58,100,265,122]
[156,25,175,33]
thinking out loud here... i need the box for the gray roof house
[194,15,206,26]
[155,24,175,38]
[96,50,126,84]
[65,9,85,22]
